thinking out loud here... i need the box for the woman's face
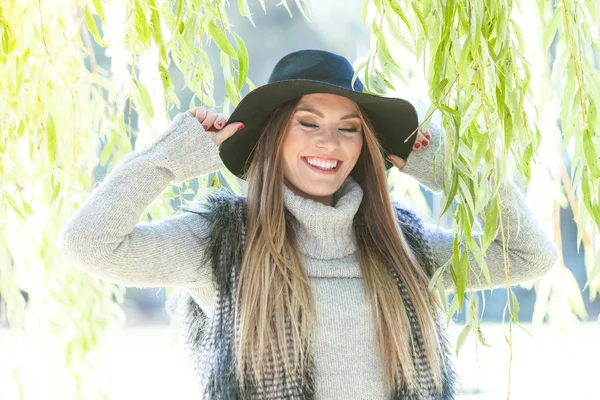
[281,93,363,206]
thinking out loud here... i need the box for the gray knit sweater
[58,112,559,399]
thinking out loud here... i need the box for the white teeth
[305,157,338,170]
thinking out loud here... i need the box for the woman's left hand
[386,128,431,169]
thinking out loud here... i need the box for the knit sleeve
[57,112,222,288]
[423,179,559,290]
[400,122,559,290]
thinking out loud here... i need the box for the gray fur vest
[168,190,456,399]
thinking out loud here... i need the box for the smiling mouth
[301,157,342,174]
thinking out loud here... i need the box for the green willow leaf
[386,0,411,31]
[136,82,154,118]
[294,0,312,21]
[384,9,415,54]
[458,177,476,226]
[374,68,395,90]
[458,203,473,248]
[476,325,491,347]
[5,192,26,221]
[370,73,387,94]
[543,12,560,51]
[377,50,406,84]
[46,114,57,165]
[22,201,34,216]
[0,16,16,58]
[455,322,472,356]
[133,0,151,49]
[581,170,600,228]
[158,63,173,94]
[440,104,460,116]
[51,181,61,204]
[235,34,249,91]
[83,5,106,46]
[225,76,239,106]
[587,96,597,131]
[207,21,238,59]
[473,245,492,287]
[443,0,456,35]
[371,21,401,71]
[483,196,499,252]
[453,249,468,305]
[511,291,520,322]
[91,0,106,24]
[460,99,482,135]
[586,249,600,287]
[352,60,367,90]
[148,0,167,66]
[238,0,256,26]
[257,0,266,12]
[429,77,448,103]
[441,167,459,217]
[473,131,488,168]
[410,0,428,36]
[521,144,533,183]
[583,129,600,178]
[360,0,369,23]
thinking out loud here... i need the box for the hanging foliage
[357,0,600,391]
[1,0,598,398]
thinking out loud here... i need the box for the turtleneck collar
[283,176,363,260]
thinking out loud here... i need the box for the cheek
[345,135,363,161]
[281,128,303,168]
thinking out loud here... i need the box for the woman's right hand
[187,106,245,146]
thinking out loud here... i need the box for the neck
[283,178,334,206]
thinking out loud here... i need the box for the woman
[58,50,559,399]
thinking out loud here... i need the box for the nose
[314,126,340,151]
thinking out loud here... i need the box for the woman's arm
[57,112,223,288]
[400,123,560,290]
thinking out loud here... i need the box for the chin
[293,180,345,197]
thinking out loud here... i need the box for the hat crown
[268,49,364,92]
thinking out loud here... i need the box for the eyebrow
[294,107,360,120]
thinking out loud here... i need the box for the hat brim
[219,79,419,178]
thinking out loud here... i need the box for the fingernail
[202,124,209,131]
[216,121,223,127]
[386,156,393,162]
[237,124,245,131]
[414,143,421,149]
[422,139,429,147]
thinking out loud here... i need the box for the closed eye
[300,121,359,133]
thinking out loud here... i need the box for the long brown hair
[234,96,445,394]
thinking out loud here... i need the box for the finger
[417,128,431,146]
[386,154,405,169]
[214,122,245,146]
[203,109,219,131]
[214,113,227,130]
[413,131,428,149]
[187,106,206,121]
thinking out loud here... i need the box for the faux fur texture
[167,190,456,399]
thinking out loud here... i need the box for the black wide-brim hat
[220,49,419,178]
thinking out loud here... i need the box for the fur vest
[167,190,456,399]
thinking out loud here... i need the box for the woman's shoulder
[391,201,437,278]
[391,201,424,229]
[181,188,247,218]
